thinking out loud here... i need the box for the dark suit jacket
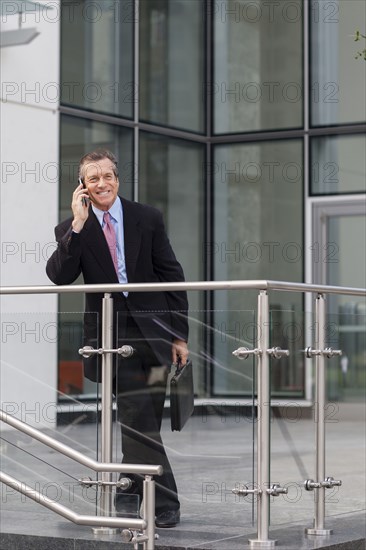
[46,197,189,382]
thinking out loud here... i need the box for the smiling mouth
[96,191,110,196]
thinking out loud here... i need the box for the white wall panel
[0,1,60,427]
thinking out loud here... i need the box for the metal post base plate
[249,538,277,548]
[305,528,333,536]
[92,527,119,536]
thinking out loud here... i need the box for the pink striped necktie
[103,212,118,275]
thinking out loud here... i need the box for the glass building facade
[59,0,366,401]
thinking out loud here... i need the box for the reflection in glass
[139,132,204,274]
[327,215,366,291]
[61,0,134,118]
[58,311,103,401]
[325,214,366,373]
[311,135,366,195]
[310,0,366,125]
[139,132,205,393]
[212,309,255,396]
[139,0,205,132]
[213,140,303,394]
[213,140,303,287]
[335,311,366,401]
[0,310,100,511]
[214,0,302,133]
[270,309,305,396]
[270,309,365,527]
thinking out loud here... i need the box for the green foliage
[354,30,366,61]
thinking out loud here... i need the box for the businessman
[46,149,189,527]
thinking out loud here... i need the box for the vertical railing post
[92,292,118,535]
[306,293,333,536]
[142,475,156,550]
[249,290,276,548]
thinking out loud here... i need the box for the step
[0,510,364,550]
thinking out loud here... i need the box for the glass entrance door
[312,200,366,291]
[312,200,366,400]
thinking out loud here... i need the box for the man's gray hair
[79,149,119,179]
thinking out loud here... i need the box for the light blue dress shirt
[92,198,128,294]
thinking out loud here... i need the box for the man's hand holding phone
[71,179,90,233]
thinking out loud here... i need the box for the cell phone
[78,177,89,206]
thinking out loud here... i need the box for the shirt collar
[92,197,122,225]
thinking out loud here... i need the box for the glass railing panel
[268,306,366,528]
[57,310,102,514]
[326,307,366,401]
[267,308,312,526]
[0,311,100,517]
[323,309,365,518]
[269,308,306,397]
[2,290,363,540]
[211,308,256,397]
[197,305,256,530]
[116,296,256,537]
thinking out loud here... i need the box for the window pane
[61,0,134,118]
[311,135,366,195]
[139,132,205,394]
[213,140,304,394]
[139,132,204,281]
[311,0,366,125]
[139,0,205,133]
[58,115,133,399]
[327,215,366,289]
[214,0,303,133]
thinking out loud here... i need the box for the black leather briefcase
[170,359,194,431]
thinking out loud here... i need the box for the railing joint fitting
[232,347,262,360]
[322,476,342,488]
[267,347,290,359]
[266,484,288,497]
[304,479,321,491]
[304,347,342,358]
[232,485,261,497]
[78,345,135,358]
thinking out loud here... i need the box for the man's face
[82,157,119,211]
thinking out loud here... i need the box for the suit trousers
[115,314,179,513]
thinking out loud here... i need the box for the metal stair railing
[0,408,161,548]
[1,279,365,548]
[0,470,146,531]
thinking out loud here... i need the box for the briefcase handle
[172,357,190,376]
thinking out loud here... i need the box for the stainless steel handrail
[0,406,159,547]
[0,279,365,295]
[0,471,146,530]
[0,409,163,476]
